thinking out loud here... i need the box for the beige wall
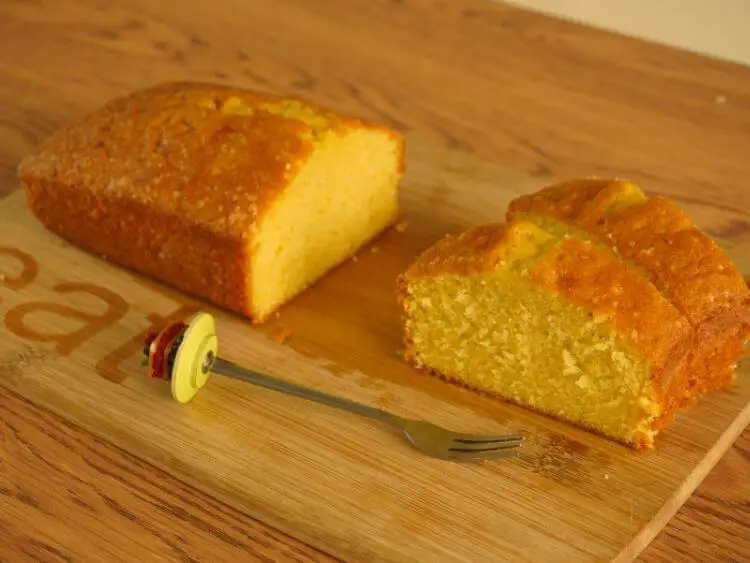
[505,0,750,66]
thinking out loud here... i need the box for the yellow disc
[171,312,218,404]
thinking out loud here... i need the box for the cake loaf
[508,178,750,404]
[397,180,749,449]
[17,81,405,322]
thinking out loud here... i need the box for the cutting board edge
[613,396,750,563]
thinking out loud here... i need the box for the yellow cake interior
[250,126,401,320]
[401,222,660,446]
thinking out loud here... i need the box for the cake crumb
[715,94,727,105]
[395,220,409,233]
[370,246,380,253]
[604,473,610,480]
[274,311,281,319]
[0,274,5,283]
[274,327,292,344]
[351,255,359,262]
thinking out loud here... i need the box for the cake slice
[17,81,404,322]
[508,179,750,403]
[397,219,694,449]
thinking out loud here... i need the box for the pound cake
[397,181,749,449]
[17,81,404,322]
[508,178,750,404]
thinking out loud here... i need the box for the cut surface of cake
[17,81,404,322]
[508,178,750,403]
[397,182,749,449]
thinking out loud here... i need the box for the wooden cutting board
[1,136,748,563]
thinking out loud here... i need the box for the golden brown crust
[508,178,750,400]
[399,223,512,281]
[397,220,693,435]
[18,81,405,321]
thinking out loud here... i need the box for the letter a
[5,283,129,357]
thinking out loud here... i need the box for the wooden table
[1,1,748,561]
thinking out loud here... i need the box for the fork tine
[452,434,525,446]
[448,441,523,454]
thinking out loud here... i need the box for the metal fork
[212,357,525,462]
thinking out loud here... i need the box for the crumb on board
[715,94,727,105]
[0,274,5,283]
[370,246,380,253]
[274,327,292,344]
[351,255,359,262]
[604,473,610,480]
[274,311,280,319]
[395,220,409,233]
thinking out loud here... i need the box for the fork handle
[212,358,400,426]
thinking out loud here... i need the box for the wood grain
[0,0,748,561]
[2,386,748,563]
[643,431,750,562]
[0,389,334,563]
